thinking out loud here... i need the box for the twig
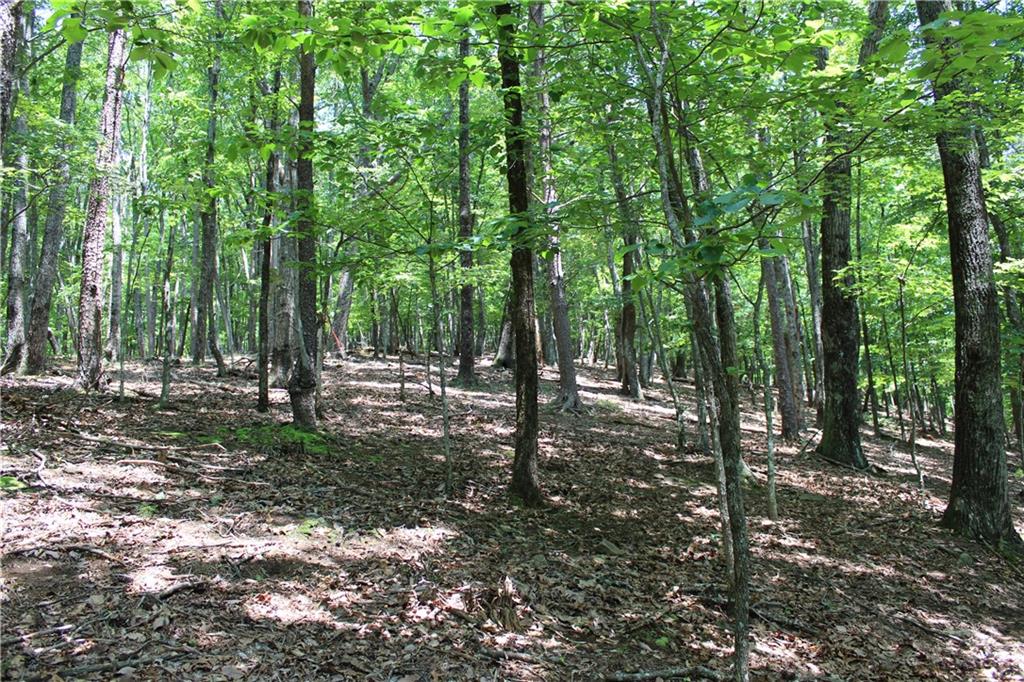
[797,429,821,456]
[155,581,207,600]
[604,665,723,681]
[0,623,74,647]
[60,429,224,453]
[24,652,184,681]
[479,647,558,664]
[6,544,125,564]
[895,614,965,644]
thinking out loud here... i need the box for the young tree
[77,28,128,390]
[496,1,542,506]
[531,1,581,411]
[24,37,84,374]
[456,34,475,385]
[917,0,1021,546]
[288,0,319,428]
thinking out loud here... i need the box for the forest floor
[1,354,1023,681]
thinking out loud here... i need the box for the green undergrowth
[209,423,332,456]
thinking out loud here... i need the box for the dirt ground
[1,355,1022,681]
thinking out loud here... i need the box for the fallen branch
[895,614,965,644]
[604,665,723,681]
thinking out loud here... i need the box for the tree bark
[2,7,30,374]
[456,34,475,385]
[917,0,1021,545]
[104,196,124,361]
[0,1,19,158]
[76,29,127,390]
[257,72,280,413]
[288,0,318,428]
[496,1,542,507]
[759,237,800,440]
[815,2,886,469]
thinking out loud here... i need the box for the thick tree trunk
[496,1,542,507]
[288,0,318,428]
[815,3,886,469]
[0,1,19,157]
[76,29,127,390]
[917,0,1020,546]
[456,35,475,384]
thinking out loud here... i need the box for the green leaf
[0,476,27,492]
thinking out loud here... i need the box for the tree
[2,6,30,374]
[531,1,581,411]
[288,0,319,428]
[77,28,128,391]
[456,34,475,386]
[194,0,227,376]
[815,1,887,470]
[496,1,542,507]
[916,0,1021,547]
[25,37,84,374]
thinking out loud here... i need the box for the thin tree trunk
[158,218,177,407]
[76,28,127,390]
[759,236,800,440]
[288,0,318,428]
[496,1,542,507]
[104,195,123,361]
[456,35,475,385]
[917,0,1020,545]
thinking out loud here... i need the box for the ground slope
[1,356,1022,680]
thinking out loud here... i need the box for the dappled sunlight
[2,358,1022,680]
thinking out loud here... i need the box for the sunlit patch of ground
[1,355,1022,680]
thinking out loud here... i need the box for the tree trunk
[456,35,475,385]
[493,290,515,369]
[496,1,542,507]
[158,217,176,407]
[288,0,318,428]
[330,268,353,356]
[104,196,123,361]
[76,29,127,390]
[759,237,800,440]
[0,1,19,157]
[257,71,279,412]
[2,8,29,374]
[606,143,642,399]
[991,211,1024,456]
[917,0,1020,546]
[815,3,886,468]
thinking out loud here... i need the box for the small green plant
[219,424,331,456]
[137,503,158,518]
[0,476,27,492]
[295,517,324,536]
